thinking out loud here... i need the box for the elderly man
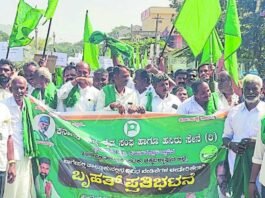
[0,102,15,198]
[222,74,265,197]
[142,73,181,113]
[0,59,14,101]
[96,65,144,114]
[35,116,50,141]
[93,68,109,90]
[22,62,38,95]
[32,67,57,109]
[217,71,239,110]
[177,80,219,115]
[58,61,99,112]
[2,76,35,198]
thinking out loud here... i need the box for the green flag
[200,29,223,65]
[83,11,99,71]
[135,46,140,69]
[174,0,221,57]
[45,0,59,19]
[224,0,241,85]
[9,0,43,48]
[142,49,148,67]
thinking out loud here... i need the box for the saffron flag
[174,0,221,57]
[224,0,241,85]
[9,0,43,48]
[83,11,99,71]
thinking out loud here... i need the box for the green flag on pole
[200,29,223,65]
[135,46,140,69]
[83,11,99,71]
[174,0,221,57]
[9,0,43,48]
[45,0,59,19]
[224,0,241,85]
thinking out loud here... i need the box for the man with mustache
[217,71,239,110]
[222,74,265,197]
[35,157,59,198]
[2,76,35,198]
[62,65,77,83]
[93,68,109,90]
[96,65,143,114]
[177,80,220,115]
[142,73,181,113]
[174,69,193,97]
[35,116,50,141]
[22,62,38,95]
[58,61,99,112]
[0,59,14,101]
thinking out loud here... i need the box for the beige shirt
[0,103,12,171]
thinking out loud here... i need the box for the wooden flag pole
[43,18,53,58]
[158,25,175,64]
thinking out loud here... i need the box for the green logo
[200,145,218,163]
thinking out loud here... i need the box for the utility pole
[153,14,163,64]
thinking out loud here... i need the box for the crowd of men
[0,57,265,198]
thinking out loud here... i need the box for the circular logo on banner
[200,145,218,163]
[33,114,56,140]
[123,121,140,137]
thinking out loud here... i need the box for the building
[141,7,176,33]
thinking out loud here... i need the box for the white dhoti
[4,157,36,198]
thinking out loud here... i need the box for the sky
[0,0,170,43]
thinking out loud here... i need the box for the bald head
[76,61,90,77]
[10,76,28,103]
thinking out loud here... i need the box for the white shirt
[223,101,265,175]
[0,88,12,101]
[135,85,154,105]
[2,96,25,160]
[0,103,12,171]
[252,129,265,186]
[141,91,181,113]
[57,81,99,112]
[177,96,206,115]
[96,86,138,112]
[27,84,35,95]
[217,91,239,111]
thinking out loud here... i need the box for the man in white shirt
[57,61,99,112]
[0,59,13,101]
[142,73,181,113]
[22,62,38,95]
[222,74,265,197]
[93,68,109,90]
[0,103,15,198]
[2,76,35,198]
[96,65,144,114]
[133,69,153,104]
[177,80,219,115]
[217,71,239,110]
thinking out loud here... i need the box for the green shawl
[22,97,38,157]
[63,85,80,108]
[32,82,57,109]
[261,117,265,144]
[205,92,219,115]
[102,84,116,107]
[229,146,257,198]
[145,91,153,112]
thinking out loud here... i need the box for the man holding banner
[223,74,265,197]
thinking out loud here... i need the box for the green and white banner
[31,101,228,198]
